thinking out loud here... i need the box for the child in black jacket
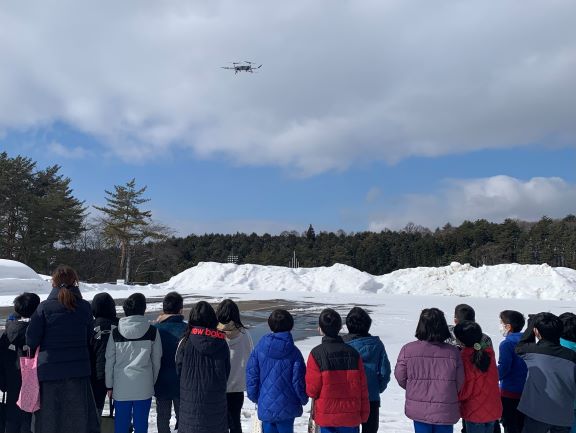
[0,292,41,433]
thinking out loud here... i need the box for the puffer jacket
[154,314,188,400]
[90,316,119,381]
[395,340,464,425]
[176,326,231,433]
[0,320,29,395]
[344,333,391,402]
[246,331,308,422]
[458,347,502,423]
[218,322,253,393]
[498,332,527,396]
[105,315,163,401]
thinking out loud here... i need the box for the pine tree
[94,179,167,282]
[306,224,316,241]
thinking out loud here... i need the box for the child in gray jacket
[105,293,162,433]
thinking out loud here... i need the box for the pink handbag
[17,348,41,413]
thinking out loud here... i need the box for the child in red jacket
[454,321,502,433]
[306,308,369,433]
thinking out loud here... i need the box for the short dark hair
[346,307,372,336]
[123,293,147,316]
[13,293,41,318]
[91,292,117,319]
[560,313,576,342]
[500,310,525,333]
[268,309,294,333]
[319,308,342,338]
[415,308,451,342]
[163,292,183,314]
[532,312,563,343]
[454,304,475,323]
[188,301,218,329]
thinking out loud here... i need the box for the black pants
[501,397,524,433]
[4,391,33,433]
[91,378,107,416]
[362,401,380,433]
[156,398,180,433]
[227,392,244,433]
[522,416,570,433]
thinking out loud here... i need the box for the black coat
[0,320,29,395]
[176,327,231,433]
[89,316,119,381]
[26,287,94,382]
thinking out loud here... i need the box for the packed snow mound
[375,262,576,299]
[161,262,381,294]
[0,259,51,295]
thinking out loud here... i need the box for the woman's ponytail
[52,265,81,311]
[454,320,491,372]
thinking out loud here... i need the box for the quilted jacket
[458,347,502,423]
[246,331,308,422]
[343,334,391,402]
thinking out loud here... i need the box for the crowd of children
[0,266,576,433]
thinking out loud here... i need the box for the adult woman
[26,265,99,433]
[216,299,254,433]
[176,301,231,433]
[394,308,464,433]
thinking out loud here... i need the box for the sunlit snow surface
[1,259,575,432]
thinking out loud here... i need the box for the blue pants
[114,399,152,433]
[319,427,360,433]
[465,421,495,433]
[413,421,453,433]
[262,419,295,433]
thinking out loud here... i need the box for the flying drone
[221,61,262,74]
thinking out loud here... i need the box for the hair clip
[473,343,483,351]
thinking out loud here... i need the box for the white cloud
[1,1,575,173]
[369,176,576,231]
[47,142,89,159]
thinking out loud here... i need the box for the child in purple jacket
[395,308,465,433]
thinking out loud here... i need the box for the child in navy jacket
[246,309,308,433]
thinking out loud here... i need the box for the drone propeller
[244,61,255,64]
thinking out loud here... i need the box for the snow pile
[375,262,576,299]
[0,259,51,294]
[162,262,380,294]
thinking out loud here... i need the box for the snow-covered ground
[1,259,576,432]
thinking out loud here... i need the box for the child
[176,301,230,433]
[395,308,464,433]
[343,307,391,433]
[246,309,308,433]
[497,310,527,433]
[515,312,576,433]
[217,299,254,433]
[559,312,576,433]
[89,292,119,415]
[448,304,492,348]
[0,292,40,433]
[105,293,162,433]
[454,321,502,433]
[154,291,188,433]
[306,308,369,433]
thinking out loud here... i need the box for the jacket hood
[5,320,28,346]
[156,314,185,324]
[259,332,295,359]
[188,327,229,358]
[217,321,244,341]
[118,315,151,339]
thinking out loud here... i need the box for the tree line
[2,152,576,283]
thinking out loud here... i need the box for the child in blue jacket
[343,307,391,433]
[246,309,308,433]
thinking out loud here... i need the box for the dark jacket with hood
[343,333,391,402]
[0,319,30,395]
[176,326,231,433]
[90,316,119,382]
[154,314,187,400]
[26,286,94,382]
[246,331,308,422]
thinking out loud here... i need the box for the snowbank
[0,259,51,295]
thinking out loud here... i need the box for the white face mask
[500,324,509,337]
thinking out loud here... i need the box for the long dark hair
[454,321,491,372]
[182,301,218,344]
[52,265,82,311]
[216,299,245,330]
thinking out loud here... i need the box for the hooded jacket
[176,326,231,433]
[154,314,187,400]
[497,331,527,396]
[0,320,29,395]
[26,286,93,381]
[90,316,119,382]
[218,321,254,393]
[246,331,308,422]
[458,347,503,423]
[343,333,391,402]
[105,315,163,401]
[395,340,464,425]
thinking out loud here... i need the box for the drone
[221,61,262,74]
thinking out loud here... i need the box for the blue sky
[1,1,575,235]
